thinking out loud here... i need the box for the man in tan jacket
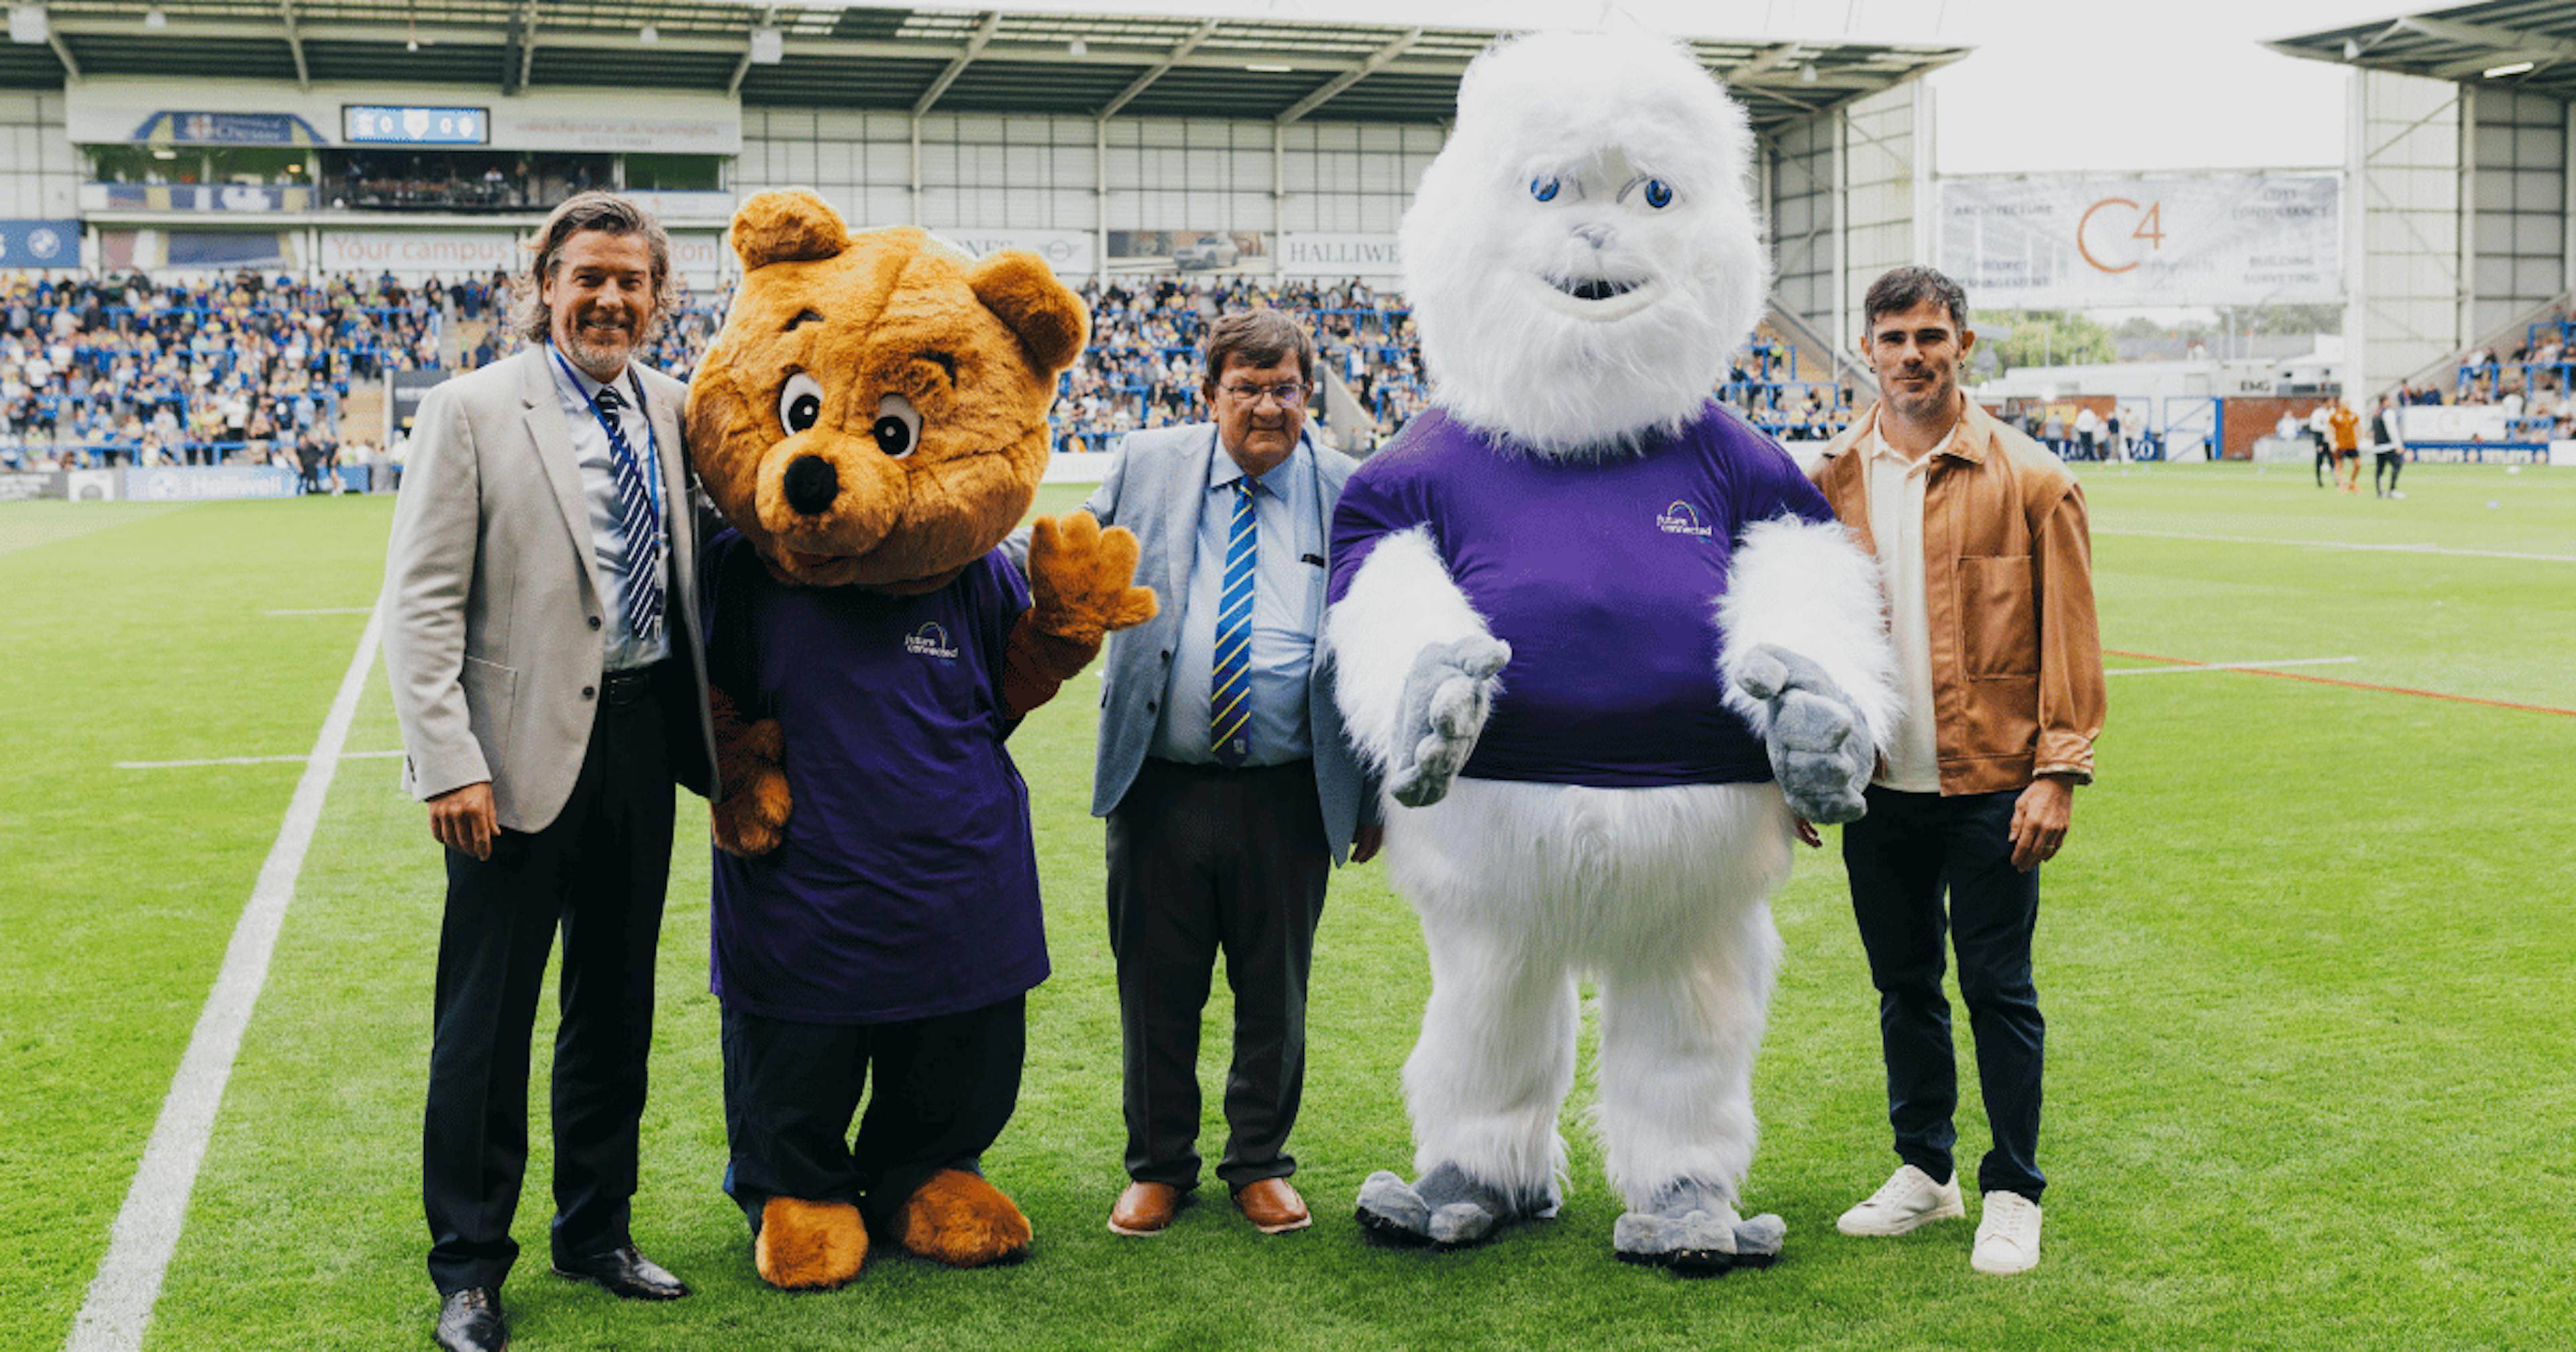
[1806,266,2105,1278]
[382,192,718,1352]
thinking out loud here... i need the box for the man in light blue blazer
[1034,308,1375,1240]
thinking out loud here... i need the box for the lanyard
[549,342,662,532]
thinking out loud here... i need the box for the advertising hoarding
[1937,174,2341,309]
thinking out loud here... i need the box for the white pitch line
[2096,528,2576,563]
[265,606,374,616]
[115,750,402,771]
[65,604,383,1352]
[2106,657,2359,676]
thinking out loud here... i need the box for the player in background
[2328,400,2361,495]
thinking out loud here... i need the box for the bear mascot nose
[782,454,840,516]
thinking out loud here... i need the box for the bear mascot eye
[777,372,824,434]
[1643,179,1673,209]
[873,393,922,459]
[1530,176,1560,203]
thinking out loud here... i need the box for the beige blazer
[381,346,719,832]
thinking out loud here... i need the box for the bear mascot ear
[730,188,852,271]
[968,250,1089,376]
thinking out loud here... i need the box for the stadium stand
[0,269,449,471]
[2447,305,2576,443]
[13,262,1862,469]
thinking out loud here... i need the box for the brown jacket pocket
[1957,555,2037,678]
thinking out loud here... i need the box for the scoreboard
[341,106,489,146]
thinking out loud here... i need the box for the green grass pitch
[4,463,2573,1349]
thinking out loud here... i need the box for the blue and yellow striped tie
[1210,479,1256,767]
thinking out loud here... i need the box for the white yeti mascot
[1325,32,1897,1276]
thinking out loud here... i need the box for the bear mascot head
[1400,31,1772,455]
[686,189,1089,591]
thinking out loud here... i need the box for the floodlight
[145,7,167,30]
[2341,38,2359,60]
[8,6,46,45]
[2483,60,2534,78]
[1068,38,1085,56]
[749,26,783,64]
[639,23,658,44]
[1247,63,1291,72]
[1798,62,1817,84]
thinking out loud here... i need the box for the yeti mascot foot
[1324,33,1896,1276]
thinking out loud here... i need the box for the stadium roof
[2,2,1968,130]
[2269,1,2576,103]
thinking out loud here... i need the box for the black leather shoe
[435,1288,505,1352]
[551,1245,691,1300]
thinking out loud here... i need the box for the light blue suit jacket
[1058,422,1369,864]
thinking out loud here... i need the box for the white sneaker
[1972,1190,2043,1275]
[1835,1165,1964,1237]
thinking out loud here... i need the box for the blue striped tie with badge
[588,384,665,644]
[1210,478,1256,767]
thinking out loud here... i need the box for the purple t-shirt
[704,532,1048,1024]
[1328,400,1837,789]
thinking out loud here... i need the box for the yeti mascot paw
[684,190,1155,1290]
[1324,33,1896,1276]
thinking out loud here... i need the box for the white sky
[981,0,2421,176]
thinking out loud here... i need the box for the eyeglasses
[1218,381,1308,407]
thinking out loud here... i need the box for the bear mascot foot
[1611,1179,1784,1278]
[894,1168,1034,1268]
[1354,1162,1554,1250]
[755,1196,869,1290]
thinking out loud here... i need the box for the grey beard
[563,326,635,382]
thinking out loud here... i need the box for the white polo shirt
[1862,414,1957,793]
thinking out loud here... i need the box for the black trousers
[1843,785,2047,1202]
[1106,757,1330,1191]
[2375,449,2404,492]
[719,995,1026,1237]
[423,667,674,1295]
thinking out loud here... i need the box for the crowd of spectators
[1059,275,1838,454]
[2449,308,2576,442]
[0,268,458,471]
[3,264,1870,472]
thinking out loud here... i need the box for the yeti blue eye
[1530,177,1560,203]
[1644,180,1672,209]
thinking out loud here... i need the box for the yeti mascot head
[1400,32,1770,455]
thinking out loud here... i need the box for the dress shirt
[1151,432,1322,766]
[547,349,671,672]
[1863,414,1957,793]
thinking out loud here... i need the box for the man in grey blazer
[1056,310,1377,1240]
[382,192,717,1352]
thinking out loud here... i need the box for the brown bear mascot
[685,189,1155,1290]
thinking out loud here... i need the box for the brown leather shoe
[1108,1181,1182,1237]
[1233,1178,1311,1235]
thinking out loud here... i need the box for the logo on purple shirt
[1655,500,1714,538]
[904,621,960,661]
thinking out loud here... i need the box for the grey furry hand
[1389,635,1510,809]
[1735,643,1870,826]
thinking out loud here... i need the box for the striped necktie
[589,384,665,644]
[1210,477,1256,767]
